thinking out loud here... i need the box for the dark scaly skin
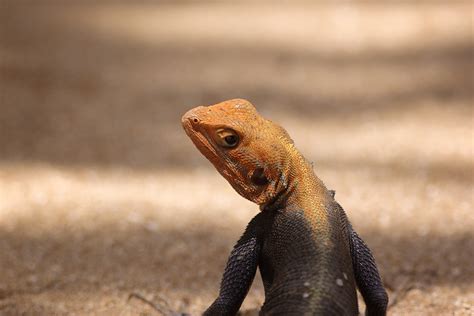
[182,99,388,316]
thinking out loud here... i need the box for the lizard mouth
[182,118,220,163]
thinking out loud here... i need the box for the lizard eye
[215,129,240,148]
[224,135,238,146]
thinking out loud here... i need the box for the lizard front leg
[204,214,263,316]
[335,203,388,316]
[348,226,388,316]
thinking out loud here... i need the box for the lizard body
[182,99,388,316]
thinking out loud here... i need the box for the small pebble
[336,278,344,286]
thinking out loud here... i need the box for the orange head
[182,99,295,206]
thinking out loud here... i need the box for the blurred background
[0,1,472,315]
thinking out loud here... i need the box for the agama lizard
[181,99,388,316]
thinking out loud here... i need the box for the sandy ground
[0,1,473,315]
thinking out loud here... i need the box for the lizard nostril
[193,118,199,123]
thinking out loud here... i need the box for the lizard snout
[181,108,203,130]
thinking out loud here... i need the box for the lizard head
[182,98,294,206]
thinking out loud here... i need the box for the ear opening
[251,167,269,186]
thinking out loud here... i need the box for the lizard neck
[261,146,329,213]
